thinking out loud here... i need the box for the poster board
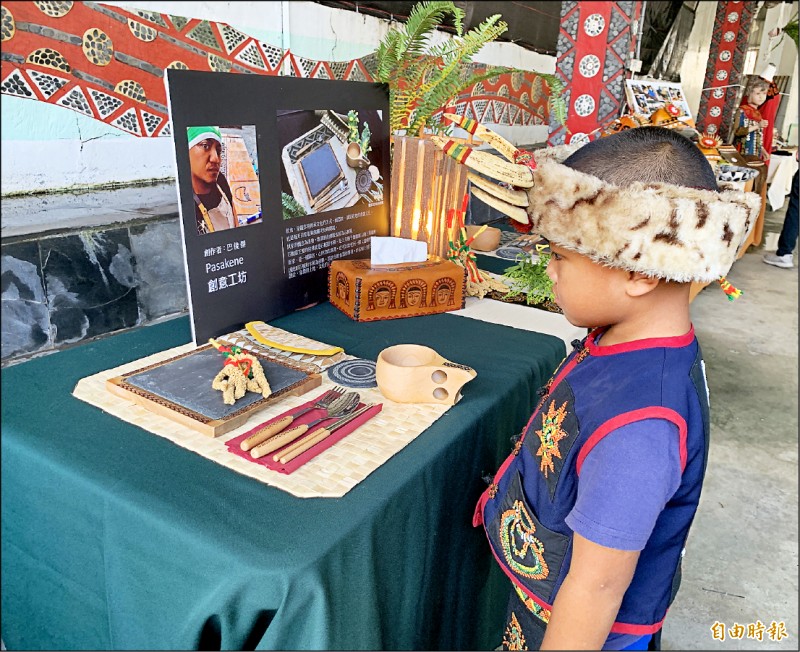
[165,70,390,344]
[625,78,693,123]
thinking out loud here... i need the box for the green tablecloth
[1,303,564,650]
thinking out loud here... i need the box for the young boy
[444,126,759,650]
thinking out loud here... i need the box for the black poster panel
[165,70,390,344]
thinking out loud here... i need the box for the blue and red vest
[475,327,710,637]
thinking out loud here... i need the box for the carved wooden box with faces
[328,256,467,322]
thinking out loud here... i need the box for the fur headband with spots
[527,145,761,284]
[431,116,761,286]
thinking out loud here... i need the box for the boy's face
[546,244,631,328]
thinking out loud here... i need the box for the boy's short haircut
[562,126,718,191]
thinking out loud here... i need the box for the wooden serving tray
[106,343,321,437]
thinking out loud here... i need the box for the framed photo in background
[625,78,693,123]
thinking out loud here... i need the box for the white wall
[1,1,555,195]
[0,99,178,193]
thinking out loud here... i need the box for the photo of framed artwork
[278,109,385,218]
[625,79,693,123]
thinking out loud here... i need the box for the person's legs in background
[763,169,799,269]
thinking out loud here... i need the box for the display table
[1,302,565,650]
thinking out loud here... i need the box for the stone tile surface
[129,218,188,320]
[41,229,142,346]
[1,240,51,359]
[1,181,179,237]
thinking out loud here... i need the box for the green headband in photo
[187,126,222,149]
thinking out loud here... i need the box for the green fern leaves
[503,253,556,305]
[782,16,798,49]
[374,1,566,136]
[281,192,306,220]
[375,1,509,135]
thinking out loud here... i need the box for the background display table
[1,302,565,650]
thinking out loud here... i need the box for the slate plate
[300,142,343,199]
[106,344,321,437]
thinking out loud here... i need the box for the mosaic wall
[695,1,756,138]
[0,1,552,137]
[441,67,551,129]
[548,0,641,146]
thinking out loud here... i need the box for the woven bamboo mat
[72,342,449,498]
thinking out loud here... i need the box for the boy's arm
[540,532,639,650]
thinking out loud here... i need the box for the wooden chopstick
[271,421,325,462]
[311,180,347,210]
[277,428,332,464]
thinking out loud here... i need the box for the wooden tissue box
[328,256,467,322]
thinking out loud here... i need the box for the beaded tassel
[717,276,743,301]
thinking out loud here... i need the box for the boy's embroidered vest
[475,328,710,636]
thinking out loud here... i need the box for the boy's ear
[625,271,660,297]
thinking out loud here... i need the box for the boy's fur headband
[432,117,761,284]
[530,145,761,283]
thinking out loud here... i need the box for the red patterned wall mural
[548,0,641,146]
[695,1,756,139]
[0,1,552,138]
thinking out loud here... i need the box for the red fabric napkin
[226,390,382,474]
